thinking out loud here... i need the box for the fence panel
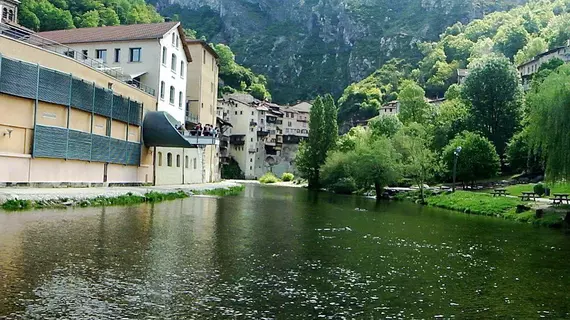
[33,125,67,159]
[126,142,141,166]
[91,134,110,163]
[71,79,94,112]
[38,68,71,105]
[112,94,129,123]
[0,58,38,99]
[109,138,126,164]
[93,87,112,117]
[129,100,142,126]
[67,130,91,161]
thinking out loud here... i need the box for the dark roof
[518,46,567,68]
[186,39,219,60]
[36,22,192,62]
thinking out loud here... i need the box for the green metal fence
[0,54,143,166]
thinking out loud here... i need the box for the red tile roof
[37,22,178,44]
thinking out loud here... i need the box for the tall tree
[462,56,523,162]
[394,123,438,203]
[322,94,338,151]
[397,80,431,125]
[442,131,501,186]
[296,97,325,188]
[527,64,570,181]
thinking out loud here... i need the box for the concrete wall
[0,35,156,184]
[155,147,204,185]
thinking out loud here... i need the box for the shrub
[533,183,546,197]
[259,172,280,184]
[281,172,294,181]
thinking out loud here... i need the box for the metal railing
[0,22,156,96]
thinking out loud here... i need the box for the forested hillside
[338,0,570,126]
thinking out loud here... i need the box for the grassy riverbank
[1,185,245,211]
[400,191,566,228]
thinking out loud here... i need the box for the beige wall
[0,35,157,184]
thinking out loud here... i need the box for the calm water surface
[1,185,570,319]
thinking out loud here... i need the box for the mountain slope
[156,0,527,103]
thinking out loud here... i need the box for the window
[250,166,252,170]
[212,57,214,71]
[64,50,75,58]
[176,154,181,167]
[179,91,183,109]
[234,111,237,115]
[162,47,167,65]
[172,33,175,46]
[203,50,206,64]
[169,86,175,104]
[158,152,163,166]
[201,103,204,109]
[129,48,141,62]
[240,111,243,115]
[288,121,292,126]
[167,153,173,167]
[180,61,185,77]
[96,49,107,62]
[250,128,253,132]
[211,82,214,93]
[114,48,120,63]
[185,156,189,168]
[82,50,88,60]
[193,158,197,169]
[176,35,179,48]
[260,119,264,124]
[250,138,253,142]
[2,8,6,20]
[251,111,254,116]
[171,54,177,72]
[250,158,252,163]
[160,81,165,100]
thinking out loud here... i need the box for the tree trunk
[420,185,425,204]
[308,169,320,190]
[375,181,382,202]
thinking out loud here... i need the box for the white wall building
[518,45,570,90]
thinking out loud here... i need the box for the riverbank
[397,190,568,228]
[226,179,308,188]
[0,181,245,211]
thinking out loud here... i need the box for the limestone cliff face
[160,0,526,103]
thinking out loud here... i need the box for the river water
[1,185,570,319]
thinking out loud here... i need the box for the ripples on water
[1,185,570,319]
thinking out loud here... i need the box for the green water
[1,185,570,319]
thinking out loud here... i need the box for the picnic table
[552,193,570,205]
[520,191,537,201]
[491,189,508,197]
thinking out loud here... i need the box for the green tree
[527,64,570,181]
[506,130,543,174]
[514,37,548,65]
[296,97,326,188]
[442,131,501,186]
[493,23,530,60]
[462,56,523,162]
[394,123,438,203]
[430,98,469,151]
[249,83,271,101]
[323,94,338,151]
[368,114,402,138]
[75,9,99,27]
[98,7,120,26]
[397,80,430,125]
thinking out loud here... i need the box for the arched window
[2,8,7,19]
[171,53,177,72]
[176,154,181,167]
[160,81,165,99]
[161,46,167,65]
[180,61,185,77]
[171,33,175,46]
[185,156,189,168]
[167,153,172,167]
[157,152,163,166]
[169,86,175,104]
[178,91,183,109]
[8,9,13,21]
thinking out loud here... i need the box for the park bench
[520,192,538,201]
[491,189,508,197]
[552,193,570,206]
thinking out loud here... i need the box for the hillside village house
[518,44,570,90]
[218,93,311,179]
[37,23,220,185]
[0,0,18,24]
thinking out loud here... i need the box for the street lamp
[452,146,462,192]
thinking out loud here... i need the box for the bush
[281,172,294,181]
[533,183,546,197]
[259,172,280,184]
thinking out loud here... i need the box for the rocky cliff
[158,0,527,103]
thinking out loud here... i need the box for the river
[1,185,569,319]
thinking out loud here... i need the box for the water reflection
[1,185,570,319]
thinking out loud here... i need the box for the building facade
[0,27,155,184]
[518,45,570,90]
[37,23,220,185]
[218,94,311,179]
[185,40,220,183]
[0,0,18,24]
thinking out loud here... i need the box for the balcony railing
[0,22,156,96]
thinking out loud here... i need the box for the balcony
[230,134,246,145]
[257,129,270,137]
[248,147,257,153]
[249,121,258,127]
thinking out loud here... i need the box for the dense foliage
[19,0,163,31]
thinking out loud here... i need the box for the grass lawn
[425,191,565,227]
[491,182,570,197]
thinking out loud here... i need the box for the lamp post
[452,146,462,192]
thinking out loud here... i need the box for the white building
[0,0,18,24]
[37,22,219,186]
[518,45,570,90]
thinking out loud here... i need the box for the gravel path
[0,181,243,204]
